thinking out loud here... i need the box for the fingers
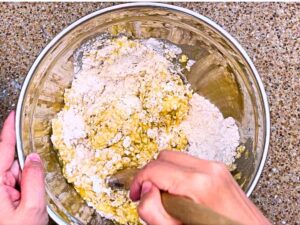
[130,160,194,201]
[0,111,16,173]
[12,200,20,208]
[0,185,15,213]
[138,182,180,225]
[5,185,21,202]
[0,171,16,187]
[10,160,21,185]
[19,153,46,213]
[157,150,215,172]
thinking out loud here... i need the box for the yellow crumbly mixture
[51,36,193,224]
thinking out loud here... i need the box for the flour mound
[180,93,240,164]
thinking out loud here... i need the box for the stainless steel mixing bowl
[16,3,270,225]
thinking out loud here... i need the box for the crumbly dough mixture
[51,36,240,225]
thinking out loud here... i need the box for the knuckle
[157,150,169,159]
[187,171,212,188]
[186,171,203,182]
[185,171,200,181]
[170,170,192,190]
[0,173,7,186]
[138,161,158,181]
[212,162,228,177]
[180,172,212,202]
[134,162,155,184]
[5,172,15,186]
[142,161,151,170]
[142,160,158,172]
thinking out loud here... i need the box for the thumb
[19,153,46,212]
[137,181,180,225]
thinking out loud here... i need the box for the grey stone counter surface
[0,2,299,225]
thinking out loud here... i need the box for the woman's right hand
[130,150,271,225]
[0,112,48,225]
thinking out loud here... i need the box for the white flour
[180,94,240,164]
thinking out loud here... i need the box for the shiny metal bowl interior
[16,3,270,225]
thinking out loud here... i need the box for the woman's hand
[130,150,271,225]
[0,112,48,225]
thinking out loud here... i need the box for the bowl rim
[16,3,270,225]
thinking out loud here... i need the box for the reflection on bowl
[16,3,270,225]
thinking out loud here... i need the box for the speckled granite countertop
[0,2,299,225]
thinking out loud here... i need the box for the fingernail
[141,181,152,197]
[26,153,41,163]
